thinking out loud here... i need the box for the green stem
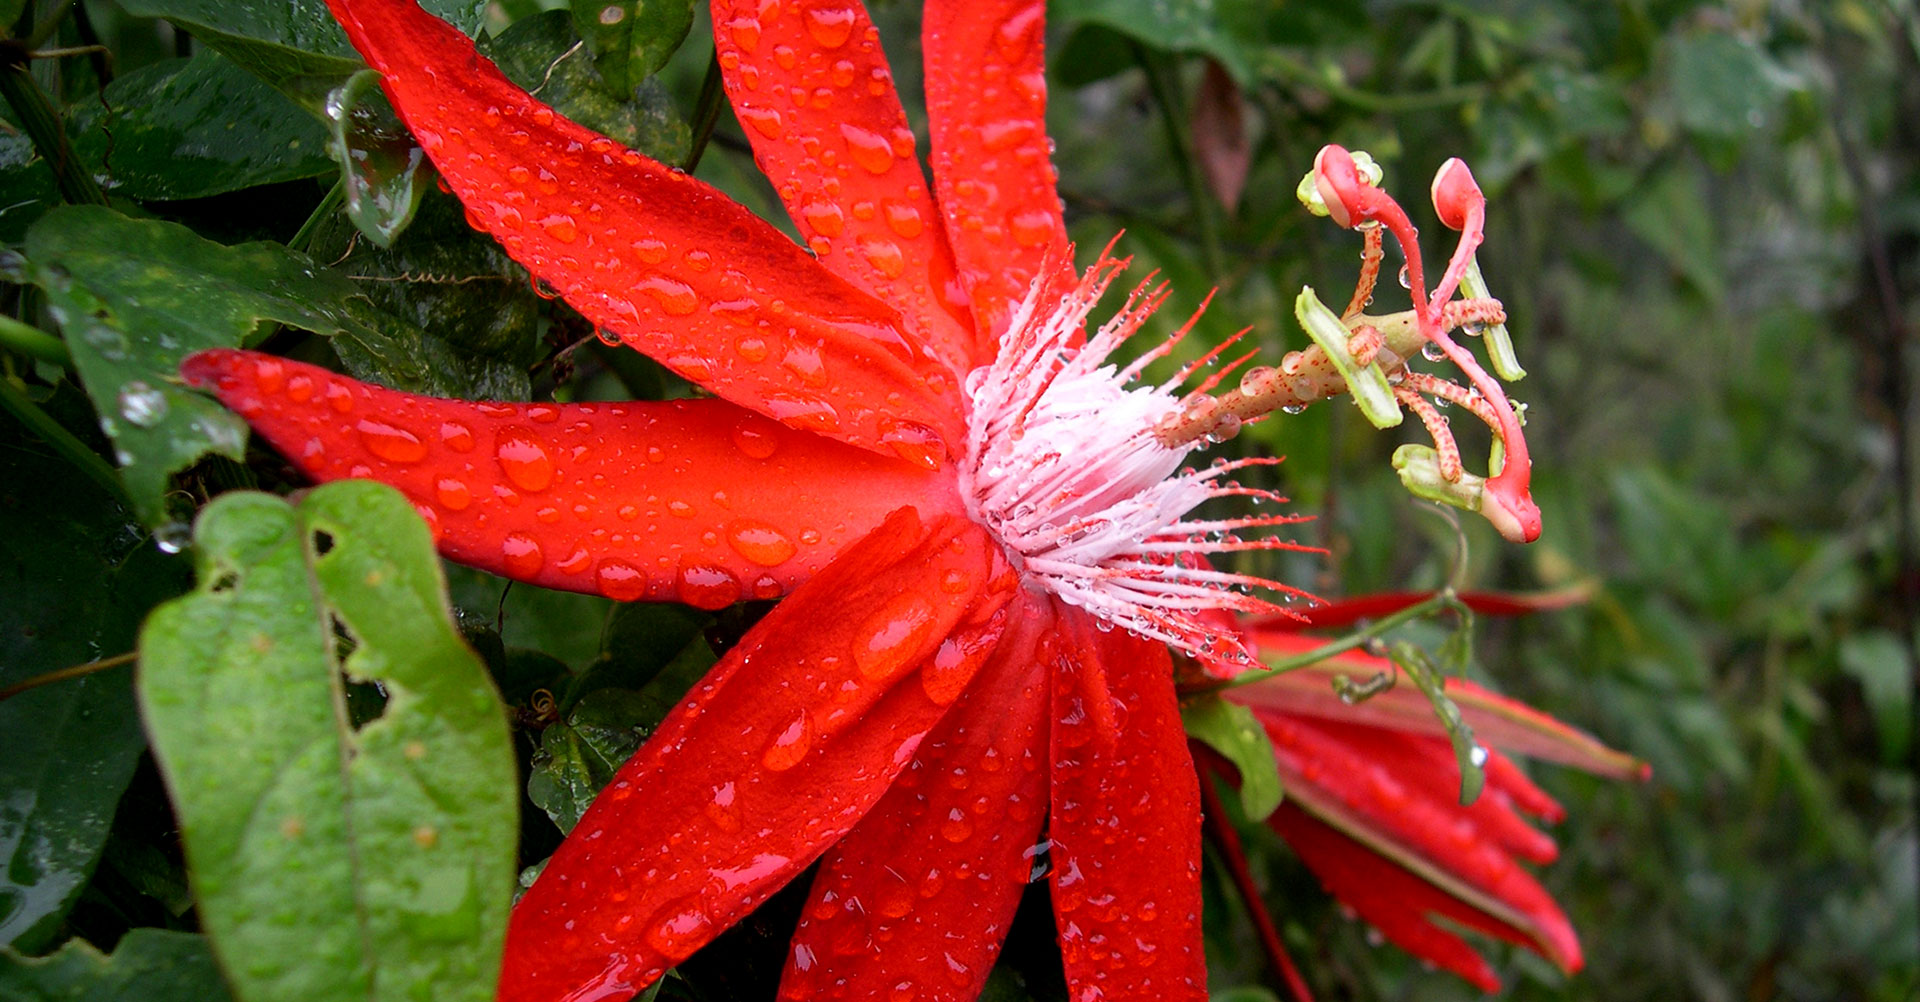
[24,0,78,50]
[1188,589,1455,694]
[0,49,106,206]
[0,373,129,506]
[683,49,724,173]
[290,177,345,254]
[0,312,72,368]
[1135,45,1226,279]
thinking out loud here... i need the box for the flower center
[959,249,1312,672]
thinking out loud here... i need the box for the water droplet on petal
[644,898,714,956]
[839,123,896,174]
[731,418,781,459]
[804,6,855,47]
[502,532,544,577]
[357,418,427,463]
[726,519,797,566]
[597,559,646,601]
[435,477,472,511]
[762,711,812,771]
[879,421,945,470]
[853,592,937,681]
[676,558,741,609]
[495,428,555,491]
[440,421,475,452]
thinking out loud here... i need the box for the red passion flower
[180,1,1547,1000]
[1224,595,1647,992]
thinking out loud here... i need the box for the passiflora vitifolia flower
[181,1,1547,1000]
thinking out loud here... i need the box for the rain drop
[116,381,168,428]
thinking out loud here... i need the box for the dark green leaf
[323,70,429,247]
[527,688,658,833]
[1180,693,1283,820]
[0,132,58,244]
[1838,631,1912,764]
[0,928,231,1002]
[23,206,526,522]
[1665,32,1794,139]
[0,418,189,952]
[137,482,516,1002]
[569,0,697,94]
[116,0,488,96]
[1054,0,1269,83]
[1621,163,1723,298]
[69,55,334,201]
[1388,642,1485,805]
[486,10,691,164]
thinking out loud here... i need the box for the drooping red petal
[1232,632,1649,781]
[182,350,959,604]
[1269,805,1517,993]
[1255,713,1582,973]
[501,508,1015,1002]
[1048,608,1207,1002]
[779,593,1053,1002]
[324,0,966,461]
[709,0,979,370]
[923,0,1071,348]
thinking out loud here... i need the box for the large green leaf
[0,410,189,952]
[569,0,696,94]
[1054,0,1272,83]
[527,688,658,834]
[116,0,488,97]
[137,482,516,1002]
[0,928,231,1001]
[23,206,524,525]
[486,10,691,164]
[69,54,333,201]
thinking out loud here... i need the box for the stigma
[960,247,1314,672]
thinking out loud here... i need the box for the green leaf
[569,0,696,94]
[528,688,658,833]
[1180,693,1284,820]
[486,10,691,164]
[0,414,190,952]
[1388,641,1485,805]
[1054,0,1271,84]
[1665,32,1794,139]
[23,206,526,523]
[1621,163,1723,299]
[137,482,516,1002]
[116,0,489,97]
[0,131,59,243]
[0,928,232,1001]
[324,70,429,247]
[68,54,333,201]
[1838,631,1913,764]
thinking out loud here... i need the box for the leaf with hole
[136,481,516,1002]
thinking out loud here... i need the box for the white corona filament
[961,248,1314,671]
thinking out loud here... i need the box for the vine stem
[0,312,72,368]
[683,49,724,173]
[0,373,129,506]
[1197,764,1316,1002]
[1185,589,1455,696]
[0,651,136,701]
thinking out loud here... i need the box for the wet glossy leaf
[324,70,429,247]
[0,415,189,952]
[117,0,489,97]
[1181,692,1284,820]
[137,482,516,1002]
[528,688,659,833]
[486,10,691,164]
[569,0,696,94]
[0,928,231,1001]
[0,132,57,244]
[23,206,523,522]
[69,54,333,201]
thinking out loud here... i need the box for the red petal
[500,509,1015,1002]
[923,0,1071,347]
[182,350,959,603]
[710,0,980,370]
[1268,805,1510,993]
[779,593,1053,1002]
[1255,713,1582,972]
[324,0,966,460]
[1048,610,1207,1002]
[1232,632,1649,781]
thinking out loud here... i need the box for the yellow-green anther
[1460,257,1526,381]
[1296,171,1330,216]
[1349,150,1383,187]
[1296,287,1401,428]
